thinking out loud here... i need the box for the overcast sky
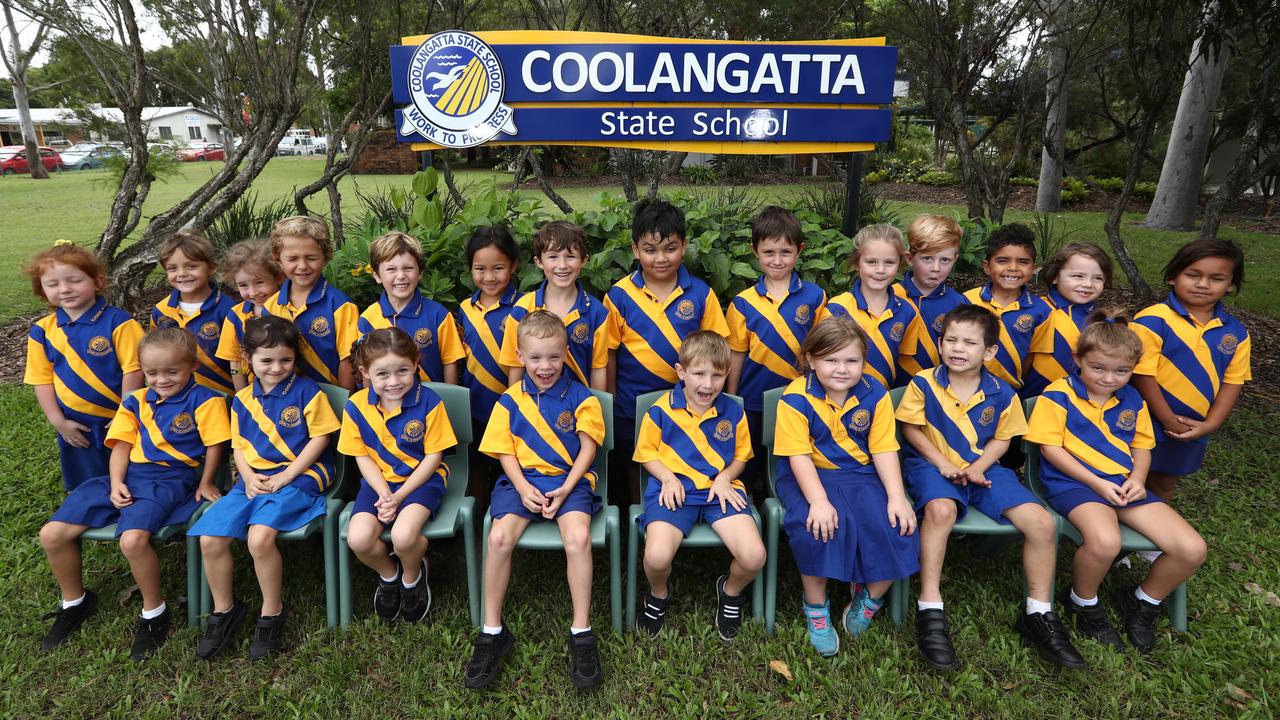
[1,2,168,80]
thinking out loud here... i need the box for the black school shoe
[41,589,99,651]
[1014,609,1086,669]
[714,575,745,641]
[1116,585,1162,653]
[373,558,403,623]
[249,607,287,661]
[635,589,672,637]
[1059,588,1122,649]
[463,628,516,690]
[400,559,432,624]
[567,630,604,689]
[131,607,173,662]
[196,600,247,660]
[915,608,959,671]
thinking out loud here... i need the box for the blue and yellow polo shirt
[605,266,729,419]
[107,378,231,467]
[263,278,360,385]
[151,284,236,394]
[826,280,924,389]
[633,383,752,492]
[963,284,1052,392]
[25,296,144,424]
[337,382,456,485]
[1133,295,1251,422]
[358,291,466,383]
[479,373,606,490]
[498,282,609,386]
[726,272,828,413]
[894,273,969,377]
[232,374,340,495]
[895,366,1027,469]
[215,300,265,366]
[1024,287,1095,397]
[458,282,520,426]
[773,373,898,475]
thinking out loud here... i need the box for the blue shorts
[56,417,112,492]
[1046,480,1165,517]
[638,479,751,537]
[1149,437,1208,476]
[188,479,326,539]
[50,463,201,537]
[905,458,1040,525]
[351,476,446,526]
[489,472,600,521]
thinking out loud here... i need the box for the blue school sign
[390,30,898,153]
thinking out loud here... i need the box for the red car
[178,143,226,162]
[0,145,63,175]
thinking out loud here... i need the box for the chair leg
[324,520,338,630]
[1169,582,1188,632]
[889,578,908,626]
[764,507,779,634]
[479,513,490,631]
[606,508,622,635]
[185,535,200,629]
[460,505,480,628]
[200,562,212,624]
[626,511,640,632]
[752,568,764,623]
[339,535,353,631]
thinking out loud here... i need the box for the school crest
[570,321,590,345]
[556,410,575,433]
[399,31,517,149]
[279,406,302,428]
[1116,409,1137,432]
[170,412,196,435]
[401,419,426,442]
[849,408,872,433]
[415,327,434,347]
[932,314,946,333]
[714,419,734,441]
[675,299,696,321]
[1014,313,1035,333]
[889,322,905,342]
[87,335,112,357]
[1218,333,1238,354]
[794,304,812,325]
[979,406,996,426]
[199,321,220,341]
[309,316,331,338]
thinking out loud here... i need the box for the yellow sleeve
[733,413,754,462]
[23,333,53,385]
[304,391,341,436]
[437,313,467,364]
[497,311,522,368]
[1132,403,1156,450]
[603,294,624,351]
[1025,396,1067,447]
[993,394,1029,441]
[590,319,610,369]
[1224,335,1252,384]
[632,410,663,464]
[195,396,232,446]
[903,313,925,350]
[1131,319,1162,377]
[478,399,517,459]
[105,400,140,448]
[114,319,144,373]
[868,393,899,454]
[894,378,928,426]
[215,315,242,363]
[333,303,361,361]
[725,299,750,352]
[812,294,830,326]
[336,411,368,456]
[230,404,248,452]
[1029,309,1056,353]
[700,291,730,336]
[575,394,606,446]
[422,399,459,455]
[773,396,815,457]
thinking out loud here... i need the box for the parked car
[0,145,62,175]
[58,143,124,170]
[311,136,329,154]
[275,136,318,156]
[178,142,225,162]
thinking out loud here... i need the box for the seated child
[216,239,282,391]
[465,310,606,691]
[39,327,229,660]
[151,230,236,393]
[897,305,1082,670]
[633,331,764,641]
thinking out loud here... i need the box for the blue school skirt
[775,462,920,584]
[188,479,326,539]
[56,417,112,492]
[50,463,201,537]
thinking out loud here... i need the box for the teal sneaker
[841,586,884,638]
[803,601,840,657]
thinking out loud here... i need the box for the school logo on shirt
[714,419,734,441]
[795,304,812,324]
[1014,314,1036,333]
[279,406,302,428]
[932,314,946,333]
[570,321,590,345]
[889,322,905,341]
[1218,333,1239,354]
[556,410,575,433]
[401,419,426,442]
[171,412,196,435]
[979,406,996,426]
[87,336,112,357]
[675,299,696,321]
[199,321,220,340]
[849,408,871,433]
[310,316,331,338]
[1116,409,1137,432]
[415,327,434,347]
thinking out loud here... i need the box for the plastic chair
[479,390,622,634]
[1022,397,1188,631]
[337,383,479,629]
[625,390,767,632]
[198,383,350,629]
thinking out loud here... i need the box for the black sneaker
[463,628,516,689]
[636,588,672,637]
[41,589,99,651]
[196,600,247,660]
[130,607,172,662]
[1059,588,1122,649]
[1116,585,1162,653]
[915,608,959,671]
[400,559,432,624]
[249,607,286,661]
[714,575,745,641]
[374,558,403,623]
[567,629,604,689]
[1014,609,1086,669]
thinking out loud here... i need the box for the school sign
[390,30,898,153]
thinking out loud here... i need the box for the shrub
[1132,181,1157,201]
[205,191,294,255]
[1010,176,1039,187]
[916,170,958,187]
[680,165,721,186]
[1060,176,1091,205]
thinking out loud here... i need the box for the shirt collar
[468,282,519,310]
[668,381,724,419]
[632,265,692,292]
[803,371,874,406]
[534,281,592,316]
[902,272,946,300]
[378,290,424,320]
[145,376,198,405]
[520,370,572,399]
[1165,293,1224,326]
[166,283,223,313]
[932,364,1001,396]
[978,282,1033,309]
[753,272,803,297]
[365,381,424,411]
[1066,372,1120,409]
[56,295,108,327]
[253,373,296,399]
[278,278,328,309]
[851,279,902,314]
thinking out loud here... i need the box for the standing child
[606,199,729,503]
[895,214,969,378]
[897,305,1082,670]
[190,316,341,661]
[359,231,466,384]
[633,331,765,641]
[499,220,609,390]
[151,230,236,394]
[465,311,606,691]
[1025,243,1112,396]
[215,239,282,391]
[339,328,457,623]
[263,216,360,391]
[39,328,229,659]
[25,242,144,491]
[726,206,828,500]
[1133,239,1250,501]
[1027,311,1207,653]
[773,316,918,656]
[826,224,925,389]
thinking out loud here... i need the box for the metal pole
[842,151,865,238]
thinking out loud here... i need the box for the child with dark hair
[151,230,237,393]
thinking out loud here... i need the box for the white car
[276,136,319,156]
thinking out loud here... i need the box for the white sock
[379,571,399,583]
[402,572,420,589]
[61,593,86,610]
[570,625,591,635]
[1026,597,1053,615]
[917,600,944,611]
[141,602,167,620]
[1135,586,1162,605]
[482,624,503,636]
[1069,589,1098,607]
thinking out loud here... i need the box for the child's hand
[806,499,839,542]
[376,493,402,523]
[518,484,548,514]
[541,484,571,519]
[707,475,747,513]
[886,495,917,536]
[110,481,132,509]
[266,474,293,493]
[244,472,270,499]
[196,482,223,502]
[55,418,92,449]
[1164,416,1209,441]
[938,462,966,484]
[965,467,991,488]
[658,477,686,510]
[1119,476,1147,503]
[1093,479,1127,506]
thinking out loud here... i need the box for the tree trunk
[1104,122,1156,297]
[951,101,986,220]
[3,2,49,180]
[1036,0,1069,211]
[1145,30,1229,230]
[1200,110,1278,240]
[523,146,573,214]
[440,151,467,209]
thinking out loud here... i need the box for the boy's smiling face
[633,232,685,285]
[753,236,800,284]
[140,344,196,400]
[675,358,726,413]
[373,251,423,306]
[534,245,586,291]
[982,243,1035,296]
[518,333,567,391]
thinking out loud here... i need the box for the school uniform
[1133,295,1251,475]
[263,278,360,386]
[359,291,466,382]
[457,283,520,429]
[188,374,341,539]
[337,383,457,523]
[963,284,1052,394]
[481,373,606,521]
[895,366,1039,523]
[50,379,231,536]
[151,285,236,394]
[826,280,925,389]
[894,274,969,377]
[633,384,752,536]
[498,282,609,387]
[215,300,265,369]
[1025,375,1159,516]
[773,374,919,583]
[25,297,144,490]
[1024,287,1095,397]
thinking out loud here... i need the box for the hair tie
[350,334,369,354]
[1104,316,1119,324]
[53,239,73,247]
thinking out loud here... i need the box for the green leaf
[412,167,439,197]
[731,261,757,279]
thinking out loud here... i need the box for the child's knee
[389,524,423,554]
[1021,506,1057,543]
[487,524,519,556]
[1082,529,1121,559]
[246,529,277,558]
[346,527,379,555]
[39,522,74,551]
[200,535,231,555]
[561,523,591,555]
[118,530,152,558]
[1170,532,1208,569]
[923,499,956,527]
[735,540,767,573]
